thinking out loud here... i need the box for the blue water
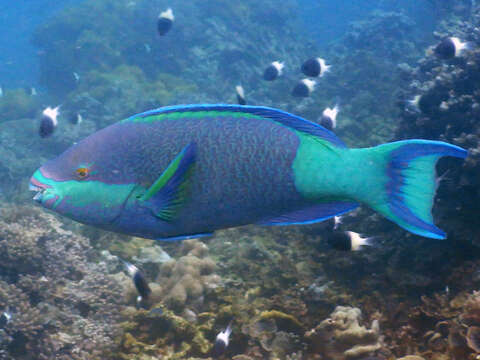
[0,0,81,88]
[301,0,436,48]
[1,0,435,89]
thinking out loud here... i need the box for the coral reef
[305,306,383,360]
[156,239,220,312]
[119,306,214,359]
[0,205,125,359]
[2,0,480,359]
[394,7,480,246]
[0,89,39,122]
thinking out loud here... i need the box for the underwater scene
[1,0,480,359]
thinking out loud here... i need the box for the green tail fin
[360,140,467,239]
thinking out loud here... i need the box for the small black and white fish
[406,94,422,113]
[30,87,37,96]
[122,260,151,304]
[301,57,331,77]
[73,72,80,82]
[157,8,174,36]
[291,78,316,97]
[263,61,284,81]
[39,106,60,138]
[0,309,12,328]
[0,85,3,97]
[333,215,342,231]
[327,231,373,252]
[69,112,83,125]
[434,37,472,59]
[319,104,339,131]
[213,320,233,357]
[235,85,246,105]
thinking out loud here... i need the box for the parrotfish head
[29,126,138,227]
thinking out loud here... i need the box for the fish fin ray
[155,233,213,242]
[130,104,346,148]
[366,140,467,239]
[258,201,359,225]
[139,143,196,221]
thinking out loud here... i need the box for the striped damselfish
[29,104,467,241]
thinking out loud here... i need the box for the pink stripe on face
[30,176,50,189]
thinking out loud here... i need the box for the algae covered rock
[0,205,125,359]
[0,88,39,122]
[305,306,382,360]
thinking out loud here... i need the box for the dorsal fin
[127,104,347,148]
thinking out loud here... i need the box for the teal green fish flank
[292,132,389,205]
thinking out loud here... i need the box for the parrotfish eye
[75,167,90,180]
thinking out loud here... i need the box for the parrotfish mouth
[29,172,60,209]
[29,182,46,202]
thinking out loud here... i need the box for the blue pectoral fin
[139,143,196,221]
[155,232,213,242]
[257,201,359,226]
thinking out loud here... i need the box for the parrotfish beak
[29,169,61,209]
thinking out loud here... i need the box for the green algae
[0,89,39,122]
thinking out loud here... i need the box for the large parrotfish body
[30,105,467,241]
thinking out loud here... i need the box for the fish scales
[31,105,467,240]
[37,109,309,239]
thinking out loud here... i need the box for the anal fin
[258,201,358,226]
[155,232,213,242]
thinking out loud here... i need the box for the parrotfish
[30,104,467,241]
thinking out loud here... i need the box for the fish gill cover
[0,0,479,359]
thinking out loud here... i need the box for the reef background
[0,0,479,359]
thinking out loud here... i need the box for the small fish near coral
[292,79,316,97]
[30,104,467,241]
[301,57,331,77]
[263,61,284,81]
[121,259,151,307]
[0,309,12,329]
[235,85,246,105]
[39,106,60,138]
[433,36,472,59]
[212,320,233,358]
[319,104,340,131]
[69,112,82,125]
[327,231,374,252]
[157,8,174,36]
